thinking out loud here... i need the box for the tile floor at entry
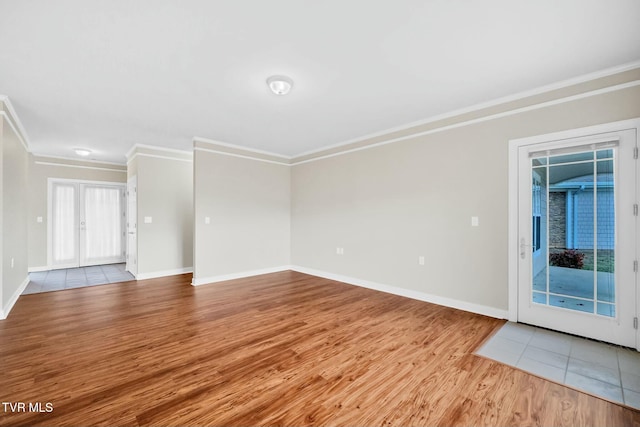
[23,263,135,294]
[476,321,640,410]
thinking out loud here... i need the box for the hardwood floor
[0,271,638,426]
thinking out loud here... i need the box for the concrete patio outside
[533,266,615,316]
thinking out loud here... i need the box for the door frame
[126,175,138,277]
[508,118,640,348]
[47,178,126,269]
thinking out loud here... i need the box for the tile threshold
[24,263,135,295]
[475,321,640,411]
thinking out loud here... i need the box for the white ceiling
[1,0,639,164]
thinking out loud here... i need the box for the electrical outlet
[204,216,210,225]
[144,216,153,224]
[471,216,479,227]
[36,216,43,223]
[336,247,344,255]
[419,256,425,265]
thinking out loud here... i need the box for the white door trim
[508,118,640,345]
[126,175,138,277]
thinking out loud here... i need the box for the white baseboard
[192,265,293,286]
[291,265,509,320]
[28,266,50,273]
[136,267,193,281]
[1,276,30,320]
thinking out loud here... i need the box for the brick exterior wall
[548,192,566,248]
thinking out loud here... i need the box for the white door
[50,182,79,269]
[50,180,126,268]
[514,124,638,348]
[126,176,138,276]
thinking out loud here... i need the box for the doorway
[126,175,137,277]
[48,179,126,269]
[509,119,639,349]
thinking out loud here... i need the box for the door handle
[520,238,532,259]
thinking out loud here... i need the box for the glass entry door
[50,180,126,269]
[517,129,637,348]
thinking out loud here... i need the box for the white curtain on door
[84,186,122,261]
[52,184,77,263]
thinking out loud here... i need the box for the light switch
[144,216,153,224]
[36,216,43,223]
[205,216,210,225]
[471,216,479,227]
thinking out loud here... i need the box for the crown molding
[0,97,31,153]
[125,143,193,162]
[33,154,127,167]
[191,77,640,167]
[4,61,639,168]
[193,136,292,160]
[290,79,640,166]
[292,60,640,160]
[195,62,640,165]
[0,95,31,152]
[193,146,290,166]
[126,152,193,164]
[34,161,127,173]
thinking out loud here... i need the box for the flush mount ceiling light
[74,148,91,157]
[266,75,293,95]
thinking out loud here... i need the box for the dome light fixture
[267,75,293,95]
[74,148,92,157]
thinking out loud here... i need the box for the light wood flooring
[0,270,638,426]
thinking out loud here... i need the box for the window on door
[532,173,542,253]
[49,180,126,268]
[530,147,616,317]
[52,183,77,265]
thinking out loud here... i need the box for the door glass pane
[596,159,615,316]
[531,149,615,318]
[596,149,613,160]
[549,151,594,165]
[52,184,77,263]
[531,168,548,304]
[84,186,122,261]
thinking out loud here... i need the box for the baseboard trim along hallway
[192,265,508,320]
[1,276,29,320]
[191,265,293,286]
[135,267,193,281]
[291,266,509,320]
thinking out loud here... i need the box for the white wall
[1,102,29,318]
[193,143,291,284]
[290,80,640,316]
[127,146,193,279]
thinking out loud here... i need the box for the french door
[511,121,639,349]
[49,180,126,268]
